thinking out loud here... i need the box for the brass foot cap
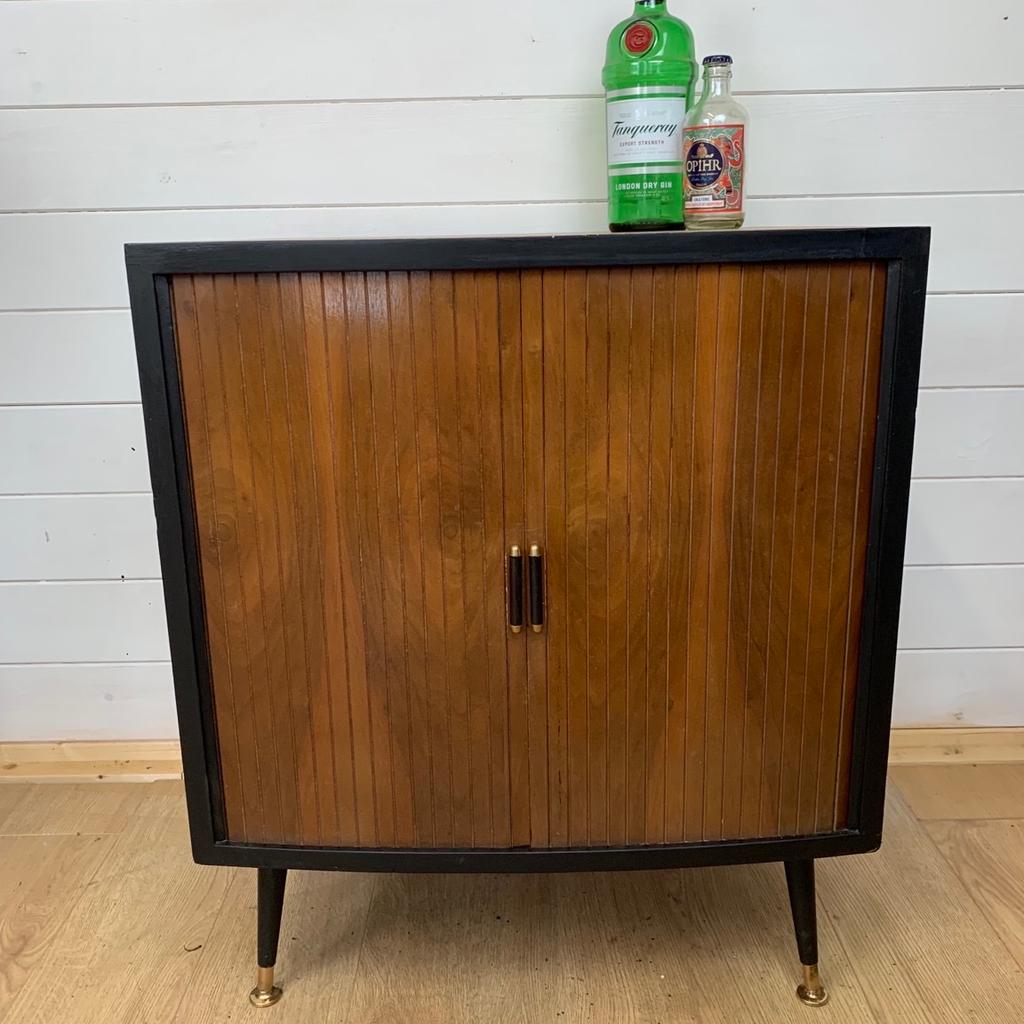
[797,965,829,1007]
[249,984,283,1008]
[249,966,283,1007]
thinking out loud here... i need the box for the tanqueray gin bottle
[683,55,749,229]
[602,0,697,231]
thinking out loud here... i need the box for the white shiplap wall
[1,0,1022,740]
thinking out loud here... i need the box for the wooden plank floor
[1,767,1023,1022]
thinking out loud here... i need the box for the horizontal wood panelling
[0,581,169,662]
[8,650,1021,747]
[920,295,1024,388]
[749,195,1024,294]
[6,729,1023,780]
[899,567,1024,650]
[3,567,1022,669]
[8,388,1022,500]
[3,0,1021,105]
[0,311,138,404]
[0,0,1017,745]
[914,390,1024,478]
[2,293,1015,416]
[891,729,1024,770]
[2,92,1021,212]
[0,664,176,741]
[8,479,1024,583]
[906,480,1024,565]
[0,494,159,580]
[0,406,150,494]
[1,195,1017,313]
[893,651,1024,728]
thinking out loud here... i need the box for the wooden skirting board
[887,727,1024,766]
[0,740,184,783]
[2,729,1023,783]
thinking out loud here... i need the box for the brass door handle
[508,546,524,634]
[528,544,544,633]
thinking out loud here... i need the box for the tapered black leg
[784,860,829,1007]
[249,868,287,1007]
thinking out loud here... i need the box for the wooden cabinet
[129,230,928,1007]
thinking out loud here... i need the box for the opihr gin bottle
[683,55,748,230]
[603,0,697,231]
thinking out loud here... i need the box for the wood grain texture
[527,262,885,846]
[6,774,1024,1023]
[173,260,884,850]
[925,817,1024,970]
[173,272,516,848]
[890,764,1024,820]
[888,726,1024,763]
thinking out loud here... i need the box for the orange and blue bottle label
[683,124,745,216]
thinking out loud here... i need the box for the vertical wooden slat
[584,270,610,848]
[738,265,785,839]
[409,271,454,847]
[834,262,886,827]
[206,274,275,845]
[297,272,351,846]
[703,264,742,842]
[233,273,292,845]
[279,273,333,846]
[759,266,810,836]
[205,273,267,838]
[683,265,719,842]
[796,264,850,835]
[451,273,492,845]
[644,265,676,846]
[813,263,873,833]
[322,273,376,846]
[777,264,830,837]
[476,271,513,849]
[364,272,415,847]
[564,269,590,848]
[431,272,473,848]
[252,275,305,844]
[664,267,697,844]
[250,276,314,841]
[174,276,247,840]
[721,265,764,842]
[521,269,549,848]
[542,269,569,848]
[498,271,531,848]
[624,267,653,847]
[387,272,433,847]
[604,268,631,847]
[343,272,395,846]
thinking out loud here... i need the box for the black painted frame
[126,228,929,873]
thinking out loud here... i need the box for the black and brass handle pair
[508,545,544,634]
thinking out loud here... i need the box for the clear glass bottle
[683,56,748,230]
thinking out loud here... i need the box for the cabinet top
[125,227,930,279]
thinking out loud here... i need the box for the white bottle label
[606,95,687,168]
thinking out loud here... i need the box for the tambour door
[529,261,886,848]
[171,270,524,849]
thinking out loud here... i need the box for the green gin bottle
[602,0,698,231]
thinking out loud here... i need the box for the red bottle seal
[623,21,655,56]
